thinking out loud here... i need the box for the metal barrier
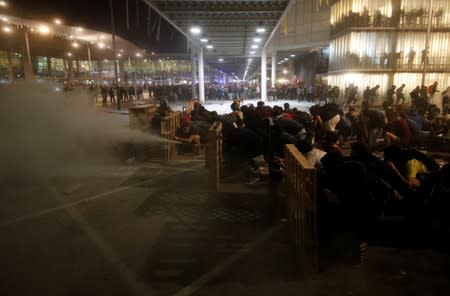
[284,144,318,274]
[160,112,181,162]
[206,122,222,191]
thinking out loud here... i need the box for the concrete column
[198,47,205,103]
[6,52,15,82]
[261,49,267,101]
[97,60,103,84]
[23,30,33,80]
[191,48,197,98]
[118,60,125,83]
[223,73,226,84]
[63,58,69,79]
[75,59,81,79]
[271,51,277,88]
[46,57,52,77]
[68,58,74,82]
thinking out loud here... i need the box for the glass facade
[329,0,450,103]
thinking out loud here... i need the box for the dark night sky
[11,0,187,53]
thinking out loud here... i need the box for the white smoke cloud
[0,81,168,179]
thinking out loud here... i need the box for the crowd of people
[149,87,450,259]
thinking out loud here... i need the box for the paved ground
[1,159,449,296]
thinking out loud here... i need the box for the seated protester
[230,102,244,127]
[384,109,412,147]
[295,140,327,168]
[358,100,387,150]
[345,106,360,138]
[320,131,343,156]
[255,101,267,119]
[156,99,173,117]
[190,102,212,122]
[174,114,202,152]
[294,110,315,144]
[384,145,439,189]
[318,103,341,132]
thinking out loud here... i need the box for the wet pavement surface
[0,160,449,296]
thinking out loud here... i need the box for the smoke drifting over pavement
[0,82,165,179]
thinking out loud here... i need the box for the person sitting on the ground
[295,140,327,168]
[384,109,412,147]
[384,145,439,189]
[174,114,203,153]
[156,99,173,117]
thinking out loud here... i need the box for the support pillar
[23,30,33,80]
[6,52,15,82]
[63,58,69,80]
[191,47,197,99]
[271,51,277,88]
[97,60,103,84]
[198,47,205,103]
[68,58,74,82]
[118,60,125,83]
[261,49,267,101]
[47,56,52,77]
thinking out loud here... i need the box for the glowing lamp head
[38,25,50,35]
[190,27,201,35]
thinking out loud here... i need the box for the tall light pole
[109,0,120,110]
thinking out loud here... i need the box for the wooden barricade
[160,112,181,162]
[206,122,222,191]
[284,144,318,274]
[128,104,158,130]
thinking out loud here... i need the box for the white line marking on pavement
[0,176,157,228]
[171,224,283,296]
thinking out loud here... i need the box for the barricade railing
[206,122,222,191]
[284,144,318,274]
[160,111,181,162]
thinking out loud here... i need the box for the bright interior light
[54,19,62,25]
[76,27,83,32]
[218,58,224,62]
[277,78,289,84]
[97,42,105,49]
[290,54,296,57]
[251,45,258,49]
[72,42,79,48]
[38,25,50,34]
[206,45,213,49]
[250,51,255,54]
[2,26,11,33]
[117,53,122,57]
[253,38,261,42]
[67,52,72,57]
[200,38,208,43]
[136,53,142,57]
[256,27,266,33]
[248,58,252,61]
[284,58,289,61]
[0,1,7,7]
[2,17,8,22]
[190,27,201,35]
[283,69,288,74]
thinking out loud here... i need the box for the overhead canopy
[145,0,290,78]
